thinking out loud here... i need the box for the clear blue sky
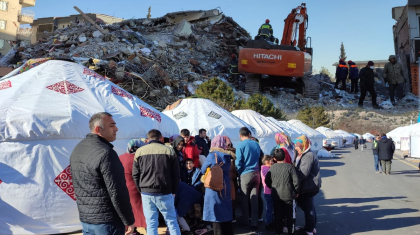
[30,0,407,74]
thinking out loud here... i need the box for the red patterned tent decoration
[46,81,84,94]
[54,165,75,201]
[140,105,161,123]
[0,80,12,90]
[0,179,2,184]
[17,58,51,75]
[111,86,133,100]
[83,68,106,81]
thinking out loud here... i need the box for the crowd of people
[334,55,406,109]
[70,112,322,235]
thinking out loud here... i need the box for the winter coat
[335,61,349,80]
[258,23,273,37]
[195,135,211,157]
[70,134,134,225]
[201,151,233,222]
[119,153,146,228]
[183,136,201,167]
[265,163,300,201]
[359,67,375,87]
[133,140,180,195]
[175,181,203,217]
[173,136,186,169]
[181,167,203,192]
[295,150,321,195]
[348,62,359,79]
[383,61,405,84]
[229,57,239,74]
[378,138,395,161]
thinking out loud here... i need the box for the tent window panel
[208,111,221,119]
[0,39,4,49]
[174,111,187,120]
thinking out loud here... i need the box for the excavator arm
[280,3,308,51]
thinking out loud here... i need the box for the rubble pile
[5,13,250,110]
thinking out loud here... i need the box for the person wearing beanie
[358,61,380,109]
[348,60,360,94]
[383,55,405,105]
[335,59,348,90]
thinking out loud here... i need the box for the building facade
[392,0,420,96]
[30,13,123,44]
[0,0,35,55]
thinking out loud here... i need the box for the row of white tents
[0,60,357,234]
[387,123,420,158]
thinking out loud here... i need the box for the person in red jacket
[119,139,147,234]
[180,129,201,167]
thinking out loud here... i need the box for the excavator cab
[238,3,318,99]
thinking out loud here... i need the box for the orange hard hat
[266,19,270,23]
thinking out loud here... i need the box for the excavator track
[300,76,320,100]
[245,74,261,94]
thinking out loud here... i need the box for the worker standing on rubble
[335,59,348,90]
[258,19,274,41]
[358,61,380,109]
[383,55,405,106]
[229,54,240,88]
[348,60,359,94]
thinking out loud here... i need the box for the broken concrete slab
[173,19,192,38]
[93,30,103,38]
[78,34,87,42]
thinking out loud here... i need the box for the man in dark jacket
[181,159,203,192]
[195,128,211,157]
[335,59,348,90]
[70,112,135,235]
[348,60,359,94]
[354,137,359,149]
[258,19,274,41]
[383,55,405,105]
[358,61,380,109]
[133,129,181,235]
[372,136,383,173]
[378,134,395,175]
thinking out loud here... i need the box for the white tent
[316,126,343,147]
[409,124,420,158]
[231,110,284,154]
[334,130,355,145]
[287,120,326,151]
[0,60,179,235]
[362,133,375,142]
[162,98,256,148]
[265,117,304,139]
[387,125,413,150]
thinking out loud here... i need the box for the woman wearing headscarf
[201,135,233,235]
[271,132,295,164]
[172,136,186,169]
[293,135,321,235]
[223,136,238,223]
[119,139,147,234]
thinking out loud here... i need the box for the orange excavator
[238,3,318,99]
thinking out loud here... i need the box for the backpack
[204,153,225,193]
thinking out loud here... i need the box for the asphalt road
[235,146,420,235]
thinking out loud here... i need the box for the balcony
[20,0,36,8]
[18,10,34,24]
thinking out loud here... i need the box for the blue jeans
[374,155,383,172]
[264,194,273,224]
[81,221,124,235]
[142,194,181,235]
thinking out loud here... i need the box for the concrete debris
[92,30,103,38]
[173,19,193,38]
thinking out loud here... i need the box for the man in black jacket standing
[70,112,135,235]
[195,128,211,157]
[358,61,380,109]
[378,134,395,175]
[133,129,181,235]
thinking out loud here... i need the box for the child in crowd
[260,155,274,232]
[265,148,300,235]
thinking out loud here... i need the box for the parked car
[323,139,338,149]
